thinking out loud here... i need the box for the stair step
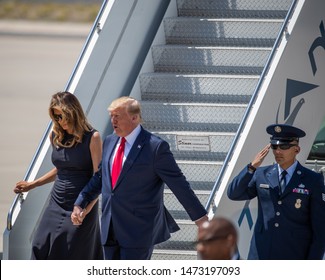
[164,17,283,47]
[164,190,210,212]
[177,0,292,18]
[174,160,223,186]
[140,73,259,103]
[165,180,214,193]
[152,45,271,74]
[141,102,247,132]
[152,249,197,260]
[170,220,198,242]
[153,131,234,161]
[155,240,196,251]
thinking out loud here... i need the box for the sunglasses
[53,114,63,122]
[271,144,297,150]
[193,235,228,246]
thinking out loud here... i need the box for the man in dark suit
[72,96,208,260]
[196,216,240,260]
[227,124,325,260]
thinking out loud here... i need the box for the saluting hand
[251,144,271,169]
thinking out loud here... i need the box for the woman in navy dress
[14,91,103,259]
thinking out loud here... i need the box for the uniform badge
[298,183,305,188]
[295,199,302,209]
[293,188,309,195]
[274,126,281,133]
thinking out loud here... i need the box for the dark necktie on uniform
[111,137,126,188]
[279,170,287,195]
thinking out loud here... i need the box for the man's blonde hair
[108,96,142,121]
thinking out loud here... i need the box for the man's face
[271,141,300,169]
[110,106,138,137]
[196,223,229,260]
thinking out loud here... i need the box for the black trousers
[104,220,154,260]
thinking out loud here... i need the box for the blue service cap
[266,124,306,144]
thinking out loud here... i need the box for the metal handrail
[6,124,53,231]
[6,0,110,231]
[205,0,299,211]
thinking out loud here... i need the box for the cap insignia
[274,126,281,133]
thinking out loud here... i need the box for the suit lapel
[266,164,279,190]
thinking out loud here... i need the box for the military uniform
[227,124,325,259]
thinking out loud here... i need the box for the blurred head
[196,217,238,260]
[267,124,305,169]
[108,96,142,137]
[49,91,92,147]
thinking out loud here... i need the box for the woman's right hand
[14,181,34,193]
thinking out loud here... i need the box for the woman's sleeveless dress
[31,130,103,259]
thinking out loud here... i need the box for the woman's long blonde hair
[49,91,93,148]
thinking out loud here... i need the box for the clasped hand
[71,205,87,226]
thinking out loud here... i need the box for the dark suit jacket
[227,162,325,260]
[75,127,207,248]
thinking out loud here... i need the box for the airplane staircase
[136,0,293,259]
[6,0,325,260]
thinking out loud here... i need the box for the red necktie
[111,137,126,188]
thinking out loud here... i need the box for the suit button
[278,201,282,205]
[275,223,279,227]
[276,212,280,216]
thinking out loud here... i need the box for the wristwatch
[247,162,256,173]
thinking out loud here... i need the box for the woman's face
[52,107,72,133]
